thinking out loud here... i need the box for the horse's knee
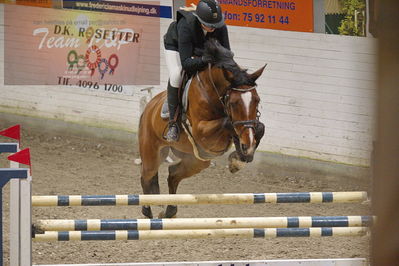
[168,159,210,181]
[190,160,211,176]
[198,160,211,170]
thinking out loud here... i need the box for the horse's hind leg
[140,173,159,219]
[163,153,210,218]
[140,145,169,218]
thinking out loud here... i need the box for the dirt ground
[0,121,371,265]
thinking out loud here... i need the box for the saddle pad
[161,77,193,119]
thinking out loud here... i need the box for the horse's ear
[249,64,267,82]
[222,68,235,83]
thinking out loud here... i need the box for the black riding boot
[166,81,180,142]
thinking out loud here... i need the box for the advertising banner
[10,0,53,8]
[4,3,160,88]
[186,0,314,32]
[63,0,173,19]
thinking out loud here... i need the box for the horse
[138,39,265,218]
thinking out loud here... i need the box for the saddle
[160,73,193,122]
[161,48,205,121]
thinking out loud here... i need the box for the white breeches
[164,49,183,88]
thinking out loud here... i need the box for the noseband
[224,86,261,138]
[200,64,261,138]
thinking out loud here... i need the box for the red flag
[0,125,21,141]
[8,148,31,167]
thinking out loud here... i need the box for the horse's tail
[138,112,143,138]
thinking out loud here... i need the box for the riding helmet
[193,0,225,29]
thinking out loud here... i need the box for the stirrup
[166,122,180,142]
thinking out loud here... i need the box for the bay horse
[138,39,265,218]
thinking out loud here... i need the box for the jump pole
[1,143,32,266]
[34,216,375,232]
[33,227,369,242]
[33,258,367,266]
[32,191,368,206]
[0,168,31,266]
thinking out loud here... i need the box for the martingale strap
[181,119,232,161]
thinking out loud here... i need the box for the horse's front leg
[195,117,232,149]
[162,153,210,218]
[228,122,265,173]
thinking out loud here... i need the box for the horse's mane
[203,39,255,87]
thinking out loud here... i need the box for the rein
[197,64,261,138]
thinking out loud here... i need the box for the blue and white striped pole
[32,191,368,207]
[33,227,369,241]
[35,216,375,232]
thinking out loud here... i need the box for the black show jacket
[164,10,230,75]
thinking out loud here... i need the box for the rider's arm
[218,25,231,50]
[177,19,207,74]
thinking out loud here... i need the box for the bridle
[197,64,261,138]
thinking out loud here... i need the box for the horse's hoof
[228,152,246,173]
[229,164,240,173]
[162,205,177,218]
[157,211,176,218]
[142,206,153,219]
[157,210,177,218]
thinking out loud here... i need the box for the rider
[163,0,231,142]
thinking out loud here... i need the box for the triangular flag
[8,148,31,167]
[0,125,21,141]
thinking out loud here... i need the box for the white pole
[9,144,20,266]
[20,172,32,266]
[7,143,32,266]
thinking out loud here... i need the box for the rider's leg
[164,49,183,142]
[166,81,179,141]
